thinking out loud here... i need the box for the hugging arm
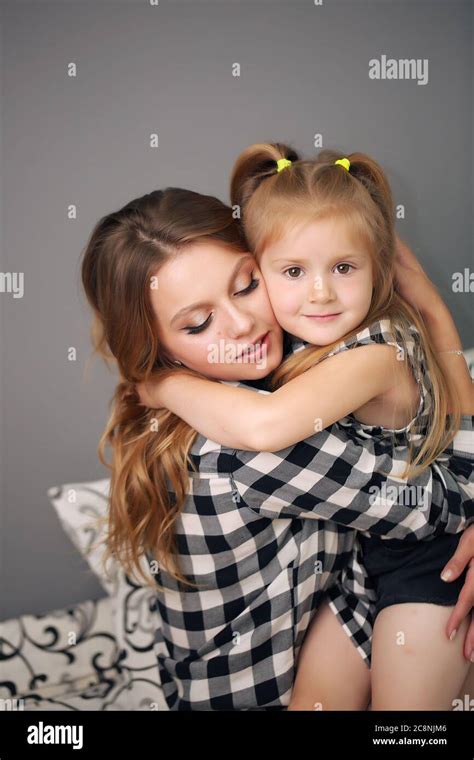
[138,238,473,449]
[140,343,400,451]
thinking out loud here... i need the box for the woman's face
[150,240,284,381]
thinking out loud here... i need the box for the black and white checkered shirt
[150,395,473,710]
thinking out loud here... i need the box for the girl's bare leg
[370,603,471,710]
[288,599,371,711]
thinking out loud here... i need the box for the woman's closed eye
[185,313,213,335]
[183,275,260,335]
[233,274,260,297]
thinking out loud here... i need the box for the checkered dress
[150,323,474,711]
[288,318,474,650]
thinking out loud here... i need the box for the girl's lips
[304,313,341,322]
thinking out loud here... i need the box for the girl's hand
[442,524,474,662]
[136,377,165,409]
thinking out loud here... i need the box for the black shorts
[358,532,467,616]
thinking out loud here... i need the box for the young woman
[81,187,474,711]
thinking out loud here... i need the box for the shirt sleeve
[228,420,474,540]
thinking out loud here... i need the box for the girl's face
[150,240,284,381]
[258,217,374,346]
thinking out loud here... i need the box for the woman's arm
[394,236,474,414]
[423,303,474,414]
[229,419,473,536]
[394,238,474,656]
[138,343,399,451]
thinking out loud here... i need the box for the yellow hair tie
[276,158,292,173]
[334,157,351,171]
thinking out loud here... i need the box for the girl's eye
[184,313,213,335]
[284,267,304,279]
[234,275,260,296]
[334,263,354,275]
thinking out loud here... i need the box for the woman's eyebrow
[170,253,254,325]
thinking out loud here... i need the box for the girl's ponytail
[230,142,300,214]
[344,151,396,241]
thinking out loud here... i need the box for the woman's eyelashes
[183,275,260,335]
[185,313,213,335]
[234,275,260,297]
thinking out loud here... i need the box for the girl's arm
[138,343,400,451]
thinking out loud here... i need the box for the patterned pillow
[464,347,474,378]
[45,478,167,711]
[47,478,117,595]
[0,596,128,710]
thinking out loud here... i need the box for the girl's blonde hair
[230,142,461,479]
[81,188,248,590]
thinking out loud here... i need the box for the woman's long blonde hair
[230,142,461,479]
[81,188,248,590]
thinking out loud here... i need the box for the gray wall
[1,0,472,620]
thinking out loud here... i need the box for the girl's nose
[308,275,334,302]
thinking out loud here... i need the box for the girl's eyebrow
[170,253,254,325]
[272,257,307,264]
[272,251,364,264]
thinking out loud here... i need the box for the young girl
[136,145,474,710]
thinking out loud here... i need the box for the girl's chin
[300,325,347,346]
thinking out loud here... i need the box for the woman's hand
[393,235,441,312]
[442,525,474,662]
[395,234,468,356]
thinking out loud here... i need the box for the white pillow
[47,478,168,710]
[47,478,118,595]
[464,347,474,378]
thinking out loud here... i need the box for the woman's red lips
[236,331,270,360]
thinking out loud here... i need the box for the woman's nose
[224,304,255,339]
